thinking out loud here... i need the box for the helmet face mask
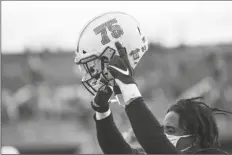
[75,12,149,96]
[76,46,116,95]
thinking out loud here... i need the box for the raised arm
[107,42,180,154]
[91,86,139,154]
[125,97,179,154]
[94,111,140,154]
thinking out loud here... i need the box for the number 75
[93,18,124,45]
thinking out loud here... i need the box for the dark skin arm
[106,42,180,154]
[94,113,142,154]
[125,97,180,154]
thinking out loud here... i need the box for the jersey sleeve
[94,113,141,154]
[125,97,180,154]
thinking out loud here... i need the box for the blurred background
[1,1,232,154]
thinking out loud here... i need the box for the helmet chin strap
[115,95,126,108]
[108,85,125,108]
[106,79,126,108]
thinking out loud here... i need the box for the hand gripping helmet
[74,12,148,95]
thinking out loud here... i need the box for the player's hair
[167,96,232,149]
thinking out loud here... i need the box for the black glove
[107,42,141,105]
[114,41,134,77]
[108,42,135,94]
[91,86,113,113]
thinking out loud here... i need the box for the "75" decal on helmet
[93,18,124,45]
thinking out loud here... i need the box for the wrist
[96,109,111,120]
[115,79,142,105]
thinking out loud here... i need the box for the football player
[74,12,229,154]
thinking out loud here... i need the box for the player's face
[163,111,186,136]
[163,111,196,151]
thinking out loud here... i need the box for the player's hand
[108,42,135,85]
[107,42,142,105]
[91,85,113,113]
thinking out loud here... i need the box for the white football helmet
[74,12,148,95]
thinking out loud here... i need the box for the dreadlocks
[167,96,232,149]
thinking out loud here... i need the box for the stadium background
[2,1,232,154]
[2,43,232,153]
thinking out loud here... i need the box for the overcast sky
[2,1,232,53]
